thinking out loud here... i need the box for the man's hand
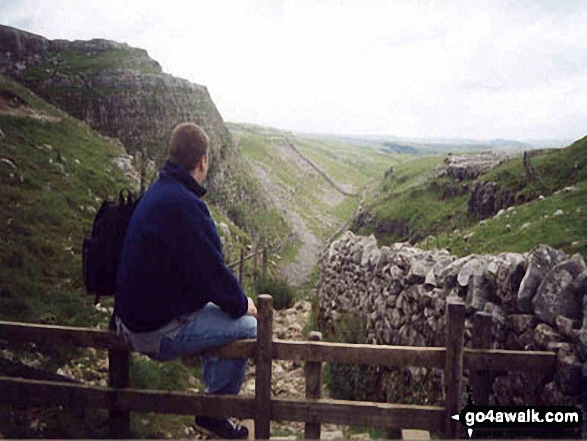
[247,297,257,318]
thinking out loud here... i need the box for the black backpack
[82,189,140,305]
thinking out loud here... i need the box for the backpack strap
[119,188,134,206]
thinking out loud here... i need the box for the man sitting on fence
[114,122,257,439]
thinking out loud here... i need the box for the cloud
[2,0,586,140]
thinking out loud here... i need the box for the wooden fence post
[471,312,492,405]
[255,295,273,439]
[304,331,323,439]
[140,148,147,196]
[253,243,259,282]
[239,247,245,285]
[262,246,268,278]
[445,299,465,439]
[108,348,130,438]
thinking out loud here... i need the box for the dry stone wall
[317,232,587,429]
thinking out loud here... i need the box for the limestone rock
[555,348,584,397]
[508,314,536,333]
[0,23,264,215]
[457,257,486,287]
[534,323,562,349]
[532,259,586,325]
[517,245,564,313]
[468,181,515,220]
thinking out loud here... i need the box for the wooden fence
[0,296,557,439]
[227,244,268,285]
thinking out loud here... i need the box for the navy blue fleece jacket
[114,161,248,332]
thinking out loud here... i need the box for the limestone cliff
[0,24,267,224]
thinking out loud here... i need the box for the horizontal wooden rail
[198,339,257,358]
[0,321,129,351]
[0,376,444,431]
[0,376,256,419]
[0,321,557,373]
[227,248,264,270]
[273,340,446,368]
[464,348,556,374]
[272,397,445,431]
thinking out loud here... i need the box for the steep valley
[229,123,398,287]
[1,22,587,440]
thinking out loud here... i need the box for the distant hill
[302,133,539,156]
[380,142,421,155]
[353,136,587,258]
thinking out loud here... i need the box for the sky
[3,0,587,141]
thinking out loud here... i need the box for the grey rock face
[467,181,515,220]
[532,258,586,325]
[517,245,563,313]
[441,151,507,181]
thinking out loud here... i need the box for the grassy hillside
[0,75,265,438]
[481,138,587,201]
[355,155,455,241]
[442,182,587,257]
[293,136,403,191]
[230,123,399,242]
[357,137,587,258]
[20,46,161,80]
[0,75,133,326]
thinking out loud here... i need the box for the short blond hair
[167,123,209,171]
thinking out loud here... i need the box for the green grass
[294,136,399,189]
[234,125,401,241]
[0,75,133,326]
[378,155,444,195]
[252,275,296,310]
[359,163,469,245]
[439,182,587,257]
[333,196,360,223]
[482,137,587,200]
[21,47,161,80]
[359,137,587,258]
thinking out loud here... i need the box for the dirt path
[280,209,321,287]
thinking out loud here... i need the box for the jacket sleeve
[165,198,248,318]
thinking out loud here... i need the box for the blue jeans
[158,303,257,395]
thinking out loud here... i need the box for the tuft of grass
[324,312,380,402]
[253,275,296,310]
[129,355,199,391]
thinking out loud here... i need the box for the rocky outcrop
[0,24,265,219]
[438,151,507,182]
[467,181,516,219]
[317,232,587,428]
